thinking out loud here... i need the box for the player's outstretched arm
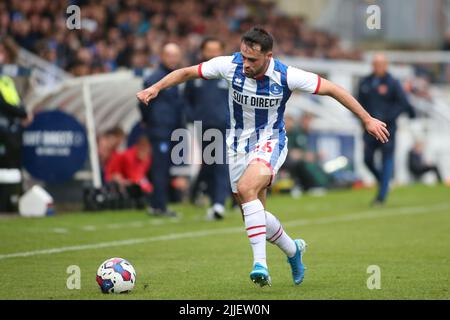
[136,65,200,106]
[316,78,390,143]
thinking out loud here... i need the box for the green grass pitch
[0,184,449,300]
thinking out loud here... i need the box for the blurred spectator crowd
[1,0,362,76]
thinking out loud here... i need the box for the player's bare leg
[232,188,266,216]
[236,163,307,286]
[236,161,272,286]
[257,188,267,207]
[258,188,307,285]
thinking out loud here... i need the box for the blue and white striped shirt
[198,52,321,154]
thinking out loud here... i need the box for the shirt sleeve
[287,66,321,94]
[198,56,232,80]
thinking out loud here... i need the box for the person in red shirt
[98,126,126,182]
[105,135,153,207]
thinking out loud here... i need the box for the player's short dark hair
[241,27,273,53]
[200,37,225,51]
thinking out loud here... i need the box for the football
[96,257,136,294]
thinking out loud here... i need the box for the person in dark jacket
[0,38,32,168]
[185,37,231,220]
[408,141,442,183]
[0,37,32,212]
[358,53,416,206]
[138,43,185,217]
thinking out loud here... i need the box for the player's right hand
[136,86,159,106]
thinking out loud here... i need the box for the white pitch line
[52,228,68,234]
[128,221,144,228]
[81,225,97,232]
[0,203,448,261]
[105,224,121,229]
[66,218,172,233]
[149,220,164,225]
[282,203,450,229]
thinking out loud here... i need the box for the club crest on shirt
[270,83,283,95]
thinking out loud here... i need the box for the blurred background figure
[358,53,416,206]
[0,37,30,168]
[282,113,330,193]
[169,175,190,204]
[138,43,185,217]
[0,37,32,212]
[97,126,126,182]
[104,135,153,209]
[408,141,443,184]
[185,37,231,220]
[442,28,450,51]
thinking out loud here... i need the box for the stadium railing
[18,48,73,94]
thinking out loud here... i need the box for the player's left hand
[364,117,390,143]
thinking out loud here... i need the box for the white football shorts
[227,137,288,193]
